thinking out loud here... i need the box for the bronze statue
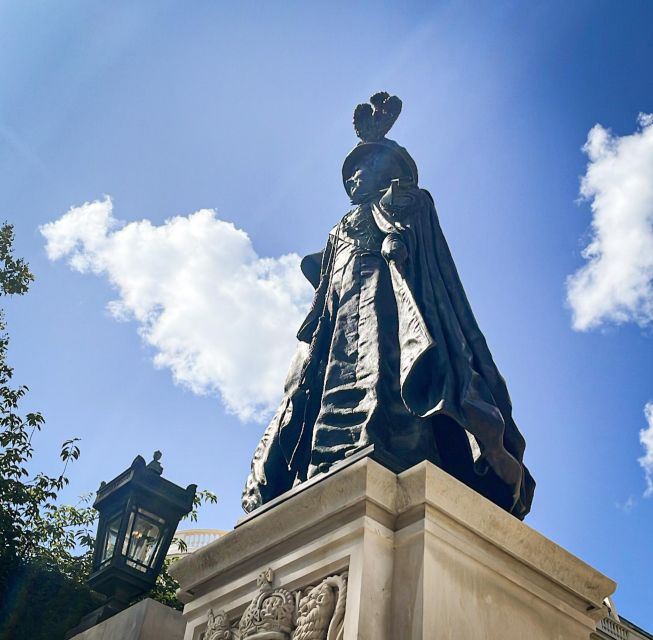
[243,93,534,519]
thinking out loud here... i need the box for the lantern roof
[94,452,196,518]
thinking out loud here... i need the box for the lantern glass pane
[123,507,166,572]
[100,514,121,565]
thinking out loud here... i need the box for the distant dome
[167,529,225,557]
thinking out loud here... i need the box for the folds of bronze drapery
[242,93,534,520]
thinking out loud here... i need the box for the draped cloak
[242,186,535,519]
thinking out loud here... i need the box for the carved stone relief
[239,568,296,638]
[204,607,235,640]
[293,573,347,640]
[204,569,348,640]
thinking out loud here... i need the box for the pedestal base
[170,458,615,639]
[67,598,184,640]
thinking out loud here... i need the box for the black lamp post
[67,452,196,637]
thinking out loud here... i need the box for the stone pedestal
[170,457,615,639]
[68,598,185,640]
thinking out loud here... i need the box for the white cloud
[567,113,653,331]
[41,198,313,422]
[639,402,653,497]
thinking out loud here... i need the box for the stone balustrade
[597,618,631,640]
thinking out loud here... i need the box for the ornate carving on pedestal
[239,569,296,639]
[293,573,348,640]
[205,570,349,640]
[205,608,234,640]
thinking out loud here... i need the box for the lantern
[69,452,196,636]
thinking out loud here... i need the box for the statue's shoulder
[377,183,429,222]
[419,188,435,206]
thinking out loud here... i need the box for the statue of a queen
[242,92,535,519]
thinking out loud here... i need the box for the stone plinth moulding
[170,458,615,640]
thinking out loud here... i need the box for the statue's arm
[300,250,324,290]
[381,233,408,264]
[377,182,427,266]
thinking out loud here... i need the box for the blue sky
[2,0,653,627]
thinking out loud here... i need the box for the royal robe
[242,185,535,519]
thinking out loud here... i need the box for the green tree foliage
[0,224,218,637]
[0,223,98,638]
[0,224,95,571]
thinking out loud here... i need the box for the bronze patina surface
[243,93,535,519]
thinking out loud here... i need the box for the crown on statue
[342,91,418,190]
[353,91,402,142]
